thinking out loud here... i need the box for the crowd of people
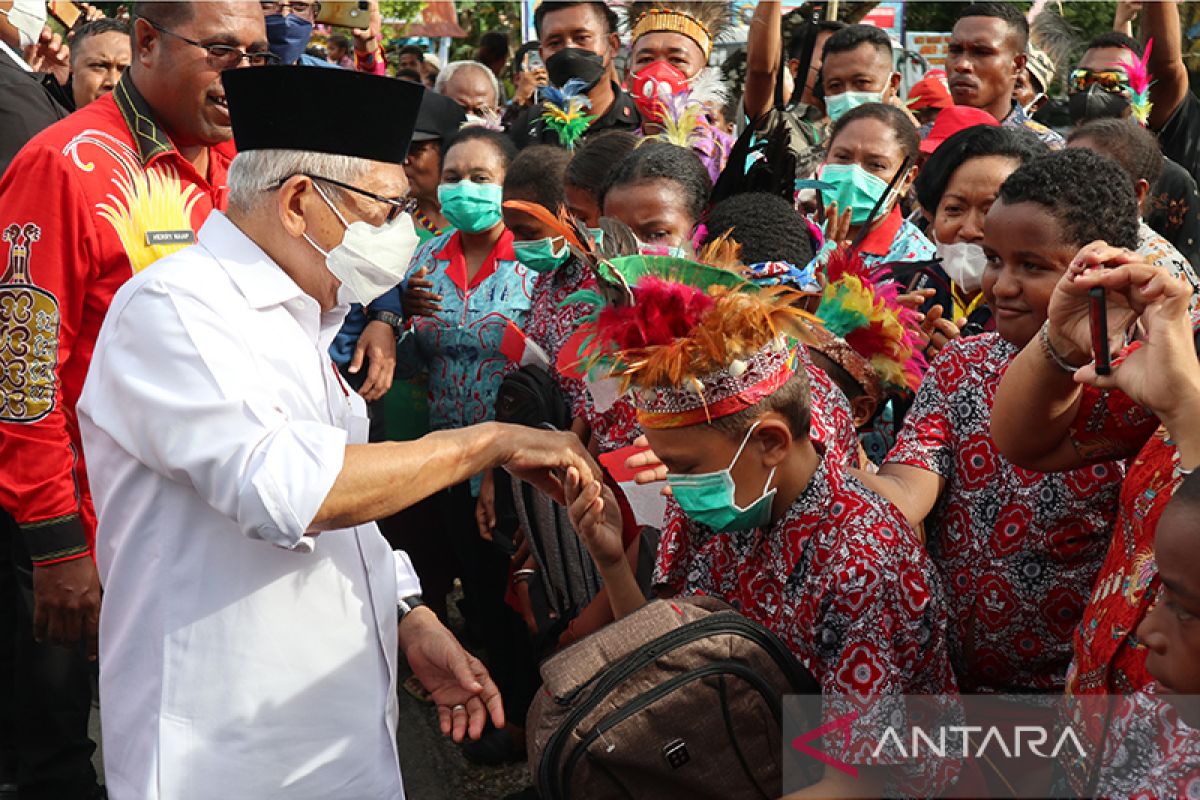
[2,0,1200,798]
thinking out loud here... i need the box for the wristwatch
[397,594,427,622]
[370,309,404,334]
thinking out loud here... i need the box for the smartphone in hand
[1089,286,1112,376]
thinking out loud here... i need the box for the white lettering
[1015,726,1048,758]
[870,727,907,759]
[977,726,1013,758]
[1051,726,1087,759]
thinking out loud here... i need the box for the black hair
[1068,118,1164,188]
[131,1,192,27]
[534,2,618,37]
[711,370,812,440]
[957,3,1029,50]
[1086,31,1141,54]
[513,40,540,74]
[327,34,351,51]
[399,44,426,58]
[914,125,1048,215]
[703,192,815,267]
[606,142,712,224]
[504,145,572,210]
[396,68,422,83]
[787,19,846,62]
[69,17,129,64]
[477,31,510,62]
[443,126,518,171]
[997,148,1140,250]
[822,23,892,61]
[565,130,639,203]
[828,103,920,162]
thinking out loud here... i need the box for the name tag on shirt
[145,230,196,246]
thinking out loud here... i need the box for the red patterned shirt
[1095,686,1200,799]
[654,447,957,794]
[1068,432,1177,697]
[0,74,230,564]
[526,258,591,415]
[653,356,862,587]
[888,333,1124,692]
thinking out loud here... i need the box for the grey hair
[434,60,500,106]
[226,149,374,212]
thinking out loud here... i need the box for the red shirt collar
[857,205,904,257]
[436,228,515,291]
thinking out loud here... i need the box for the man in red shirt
[0,2,268,796]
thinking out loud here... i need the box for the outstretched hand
[401,607,504,742]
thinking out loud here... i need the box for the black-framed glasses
[143,18,281,69]
[260,1,320,20]
[294,174,418,223]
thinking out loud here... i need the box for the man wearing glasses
[0,3,266,798]
[260,1,334,68]
[77,64,601,799]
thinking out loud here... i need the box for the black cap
[223,66,424,164]
[411,89,467,143]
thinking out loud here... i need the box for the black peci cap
[223,66,424,164]
[411,89,467,143]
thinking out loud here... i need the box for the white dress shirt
[79,211,421,800]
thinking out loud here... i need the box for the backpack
[527,596,822,800]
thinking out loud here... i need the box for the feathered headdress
[1114,38,1154,126]
[637,68,733,183]
[568,254,817,428]
[628,2,732,61]
[540,78,595,150]
[812,246,927,401]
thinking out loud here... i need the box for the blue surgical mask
[816,162,898,225]
[825,89,884,122]
[666,421,777,533]
[266,13,313,65]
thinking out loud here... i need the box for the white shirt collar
[0,41,32,73]
[198,211,350,348]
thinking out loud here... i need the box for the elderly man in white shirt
[77,66,599,800]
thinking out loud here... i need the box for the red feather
[593,276,714,350]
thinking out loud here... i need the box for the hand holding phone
[1088,286,1112,376]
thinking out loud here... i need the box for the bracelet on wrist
[1038,321,1084,374]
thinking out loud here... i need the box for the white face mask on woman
[936,240,988,294]
[303,183,420,307]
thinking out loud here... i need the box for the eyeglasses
[143,18,281,69]
[260,1,320,20]
[1069,68,1128,94]
[302,174,418,223]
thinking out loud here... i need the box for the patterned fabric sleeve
[650,499,691,596]
[0,145,100,563]
[1069,341,1161,464]
[884,344,959,479]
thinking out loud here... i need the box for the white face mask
[1,0,47,49]
[304,183,420,307]
[936,240,988,294]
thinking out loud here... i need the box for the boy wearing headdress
[563,261,957,796]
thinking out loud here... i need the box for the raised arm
[1143,0,1191,131]
[743,0,783,124]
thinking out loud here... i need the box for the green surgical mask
[666,421,777,533]
[825,89,884,122]
[437,181,503,233]
[513,236,570,273]
[816,162,896,225]
[588,227,605,248]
